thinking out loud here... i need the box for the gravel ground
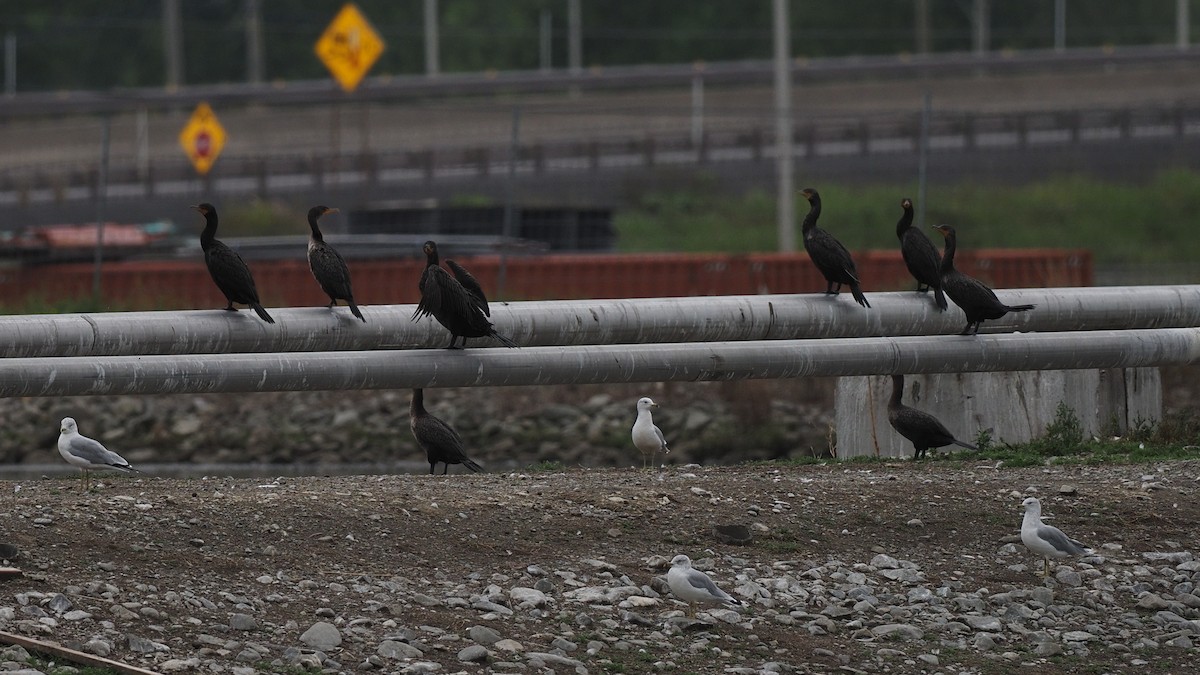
[1,459,1198,674]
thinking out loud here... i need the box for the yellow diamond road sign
[315,3,385,92]
[178,102,226,176]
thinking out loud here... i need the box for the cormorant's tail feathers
[491,331,519,348]
[462,457,484,473]
[1006,304,1036,312]
[349,301,365,322]
[933,287,948,311]
[953,439,978,451]
[251,303,275,324]
[851,284,870,308]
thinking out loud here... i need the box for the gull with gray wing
[631,397,669,470]
[666,554,743,617]
[1021,497,1092,578]
[57,417,138,491]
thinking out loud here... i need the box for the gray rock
[1136,593,1170,611]
[1062,631,1096,642]
[299,621,342,650]
[526,651,586,670]
[457,645,489,662]
[127,635,163,653]
[1035,641,1063,657]
[47,594,72,613]
[229,613,257,630]
[1166,635,1194,648]
[973,634,996,651]
[468,625,502,645]
[400,662,442,674]
[378,640,423,659]
[870,624,924,640]
[82,638,113,657]
[159,658,202,672]
[965,615,1003,632]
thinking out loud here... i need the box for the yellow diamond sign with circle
[315,3,385,92]
[178,102,227,175]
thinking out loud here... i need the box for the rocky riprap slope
[0,380,834,471]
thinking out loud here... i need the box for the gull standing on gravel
[57,417,138,491]
[631,397,669,470]
[666,555,743,617]
[1020,497,1092,578]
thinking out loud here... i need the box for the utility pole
[540,9,552,72]
[424,0,440,76]
[1054,0,1066,52]
[1178,0,1191,50]
[4,32,14,96]
[245,0,264,85]
[914,0,930,55]
[773,0,795,252]
[972,0,989,57]
[163,0,183,89]
[567,0,582,75]
[567,0,582,96]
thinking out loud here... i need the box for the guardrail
[3,100,1196,207]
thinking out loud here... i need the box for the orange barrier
[0,249,1092,310]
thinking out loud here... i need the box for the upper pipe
[2,286,1199,358]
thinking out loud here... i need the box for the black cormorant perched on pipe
[409,388,483,475]
[306,205,364,322]
[191,203,275,324]
[896,197,947,311]
[932,224,1035,335]
[412,240,517,349]
[799,188,870,308]
[887,375,978,460]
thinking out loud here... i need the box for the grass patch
[526,460,564,473]
[615,168,1200,267]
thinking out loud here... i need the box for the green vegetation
[526,460,564,473]
[615,169,1200,266]
[952,406,1200,467]
[3,1,1185,92]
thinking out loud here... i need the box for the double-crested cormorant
[666,554,743,617]
[932,224,1035,335]
[191,203,275,324]
[887,375,977,460]
[631,397,670,469]
[411,240,517,349]
[306,205,364,322]
[409,388,483,475]
[799,188,870,308]
[1021,497,1092,578]
[895,198,947,311]
[58,417,138,491]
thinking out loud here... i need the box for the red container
[0,249,1092,310]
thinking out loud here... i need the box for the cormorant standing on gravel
[932,224,1035,335]
[306,205,364,322]
[896,198,947,311]
[799,188,870,308]
[887,375,978,460]
[412,240,517,349]
[191,203,274,323]
[409,388,483,475]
